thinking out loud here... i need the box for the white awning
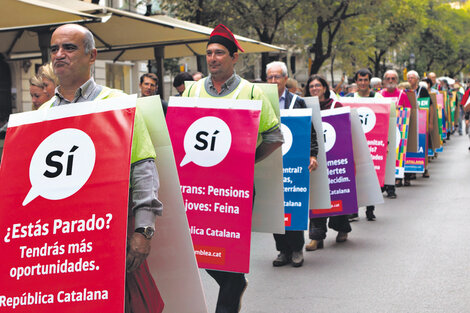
[1,0,284,61]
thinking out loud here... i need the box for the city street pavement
[200,133,470,313]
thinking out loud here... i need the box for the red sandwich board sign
[0,96,136,312]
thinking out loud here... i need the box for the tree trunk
[330,53,336,86]
[261,52,269,82]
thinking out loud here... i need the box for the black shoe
[291,251,304,267]
[387,191,397,199]
[336,232,348,242]
[366,207,376,221]
[404,180,411,186]
[273,253,291,267]
[348,213,359,222]
[395,179,403,187]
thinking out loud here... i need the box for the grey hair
[83,27,95,54]
[370,77,382,88]
[407,70,419,79]
[383,69,398,80]
[266,61,288,77]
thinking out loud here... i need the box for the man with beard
[380,69,411,198]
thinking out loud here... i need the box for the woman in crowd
[303,75,352,250]
[38,63,58,99]
[29,75,48,110]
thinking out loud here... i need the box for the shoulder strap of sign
[96,86,112,99]
[398,89,404,101]
[288,94,298,110]
[330,99,337,110]
[194,78,205,98]
[416,86,422,100]
[193,78,245,99]
[231,79,246,99]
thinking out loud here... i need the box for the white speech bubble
[23,128,96,206]
[357,107,377,134]
[180,116,232,167]
[280,123,293,156]
[396,126,401,150]
[322,122,336,153]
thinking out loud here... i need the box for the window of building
[105,63,132,94]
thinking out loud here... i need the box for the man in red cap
[183,24,283,313]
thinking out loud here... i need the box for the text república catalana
[0,289,109,309]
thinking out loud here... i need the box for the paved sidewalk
[201,134,470,313]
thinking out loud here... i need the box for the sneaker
[305,239,324,251]
[336,232,348,242]
[272,253,291,267]
[348,213,359,222]
[238,278,248,313]
[291,251,304,267]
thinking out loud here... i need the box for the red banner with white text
[0,99,135,312]
[167,98,260,273]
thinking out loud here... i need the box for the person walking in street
[304,74,351,251]
[183,24,283,313]
[266,61,318,267]
[43,24,164,313]
[380,69,412,198]
[346,69,382,221]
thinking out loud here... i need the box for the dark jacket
[282,90,318,158]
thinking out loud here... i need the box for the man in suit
[139,73,168,115]
[266,61,318,267]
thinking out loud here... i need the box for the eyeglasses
[309,83,322,88]
[385,77,397,81]
[267,75,284,80]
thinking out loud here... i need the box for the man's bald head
[53,24,95,53]
[427,72,437,84]
[50,24,97,89]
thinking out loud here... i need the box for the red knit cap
[208,24,245,53]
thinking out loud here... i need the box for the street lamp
[409,53,416,70]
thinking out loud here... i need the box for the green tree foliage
[294,0,381,75]
[162,0,470,80]
[363,0,426,77]
[161,0,301,79]
[396,1,470,77]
